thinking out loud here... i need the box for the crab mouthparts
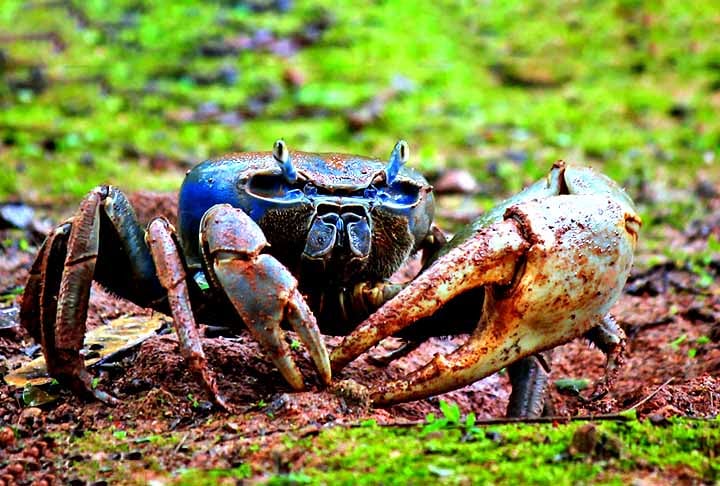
[303,206,372,268]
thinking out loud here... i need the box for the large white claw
[332,186,639,406]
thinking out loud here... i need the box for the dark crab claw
[273,139,298,184]
[385,140,409,185]
[201,204,331,389]
[331,164,640,406]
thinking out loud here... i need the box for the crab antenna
[385,140,409,185]
[273,139,297,183]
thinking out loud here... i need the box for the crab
[20,140,640,416]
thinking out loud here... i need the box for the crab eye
[385,140,409,185]
[363,186,378,199]
[397,140,409,161]
[304,182,318,196]
[273,139,297,184]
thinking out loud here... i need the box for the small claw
[369,328,514,406]
[212,255,308,390]
[203,204,329,391]
[184,352,233,412]
[220,285,309,391]
[286,289,332,385]
[269,352,306,391]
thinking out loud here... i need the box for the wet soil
[0,191,718,484]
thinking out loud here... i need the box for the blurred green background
[1,2,719,483]
[1,0,719,234]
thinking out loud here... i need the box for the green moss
[52,427,184,484]
[175,465,253,485]
[266,418,719,484]
[47,415,719,484]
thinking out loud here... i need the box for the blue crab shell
[178,150,434,285]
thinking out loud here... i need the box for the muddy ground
[0,191,719,484]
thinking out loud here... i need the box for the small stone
[0,426,15,447]
[696,180,718,199]
[196,101,221,119]
[283,67,306,88]
[49,403,75,423]
[19,407,42,422]
[123,378,153,394]
[668,103,691,120]
[648,414,669,426]
[267,394,289,415]
[68,453,85,462]
[37,439,49,452]
[124,450,143,460]
[217,66,238,85]
[484,430,503,443]
[433,169,479,195]
[569,422,597,456]
[552,452,570,462]
[0,203,34,229]
[647,404,683,420]
[7,462,24,476]
[505,149,529,163]
[72,423,85,438]
[331,379,371,410]
[193,401,214,416]
[25,445,41,459]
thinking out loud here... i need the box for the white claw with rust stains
[331,162,641,406]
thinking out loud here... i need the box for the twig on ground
[174,433,189,454]
[624,377,674,412]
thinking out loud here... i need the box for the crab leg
[506,352,553,417]
[20,234,51,344]
[584,315,626,399]
[201,204,331,390]
[19,186,165,404]
[146,218,230,411]
[26,189,116,403]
